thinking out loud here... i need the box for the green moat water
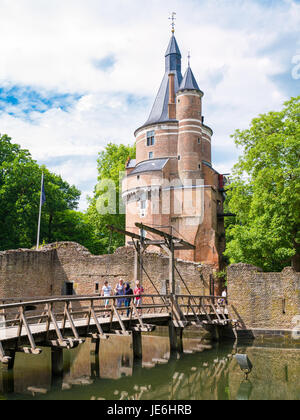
[1,328,300,401]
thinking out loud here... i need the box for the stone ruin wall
[227,263,300,331]
[0,242,213,300]
[0,248,62,300]
[1,243,300,333]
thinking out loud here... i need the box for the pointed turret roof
[179,65,202,92]
[165,35,181,57]
[140,35,183,128]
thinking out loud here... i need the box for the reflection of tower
[123,25,226,269]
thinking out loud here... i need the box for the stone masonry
[227,263,300,332]
[0,242,213,300]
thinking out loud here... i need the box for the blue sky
[0,0,299,210]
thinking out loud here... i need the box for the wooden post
[90,347,100,380]
[210,325,221,342]
[51,348,64,386]
[169,323,183,354]
[1,349,16,371]
[170,241,175,295]
[90,337,100,355]
[1,368,14,394]
[132,331,143,360]
[134,241,139,284]
[134,241,143,286]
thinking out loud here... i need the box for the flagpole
[36,172,44,250]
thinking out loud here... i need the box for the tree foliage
[224,96,300,271]
[0,134,90,250]
[86,143,136,254]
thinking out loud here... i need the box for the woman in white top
[102,281,112,316]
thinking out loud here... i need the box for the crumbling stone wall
[0,242,212,299]
[0,248,64,299]
[52,242,211,296]
[228,264,300,331]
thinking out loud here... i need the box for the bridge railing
[0,293,229,330]
[175,295,229,325]
[0,293,231,365]
[0,294,171,333]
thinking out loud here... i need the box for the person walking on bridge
[134,281,144,316]
[115,279,125,311]
[102,281,112,317]
[124,283,133,317]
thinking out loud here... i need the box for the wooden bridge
[0,293,232,370]
[0,223,235,372]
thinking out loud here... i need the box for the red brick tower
[122,32,225,269]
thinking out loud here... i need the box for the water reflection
[1,329,300,400]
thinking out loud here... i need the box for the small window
[137,175,140,180]
[198,164,201,170]
[95,283,99,293]
[198,138,201,144]
[147,130,155,146]
[149,152,154,159]
[178,155,181,161]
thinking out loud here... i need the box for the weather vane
[169,12,176,34]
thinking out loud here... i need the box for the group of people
[101,279,144,317]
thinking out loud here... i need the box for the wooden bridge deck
[0,294,233,368]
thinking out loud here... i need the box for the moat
[0,328,300,401]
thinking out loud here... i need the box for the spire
[165,35,181,73]
[142,35,183,127]
[179,65,202,92]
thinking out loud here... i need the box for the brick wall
[228,264,300,331]
[0,242,213,299]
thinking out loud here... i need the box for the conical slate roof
[142,35,183,127]
[179,65,201,91]
[165,35,181,57]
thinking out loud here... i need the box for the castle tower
[122,32,225,270]
[177,64,204,182]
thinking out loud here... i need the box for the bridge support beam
[132,331,143,360]
[169,323,184,354]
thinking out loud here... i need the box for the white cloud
[0,0,299,210]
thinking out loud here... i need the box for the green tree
[0,134,90,250]
[86,143,136,254]
[224,96,300,271]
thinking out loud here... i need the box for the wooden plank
[90,306,108,339]
[135,223,195,250]
[20,307,39,353]
[106,224,142,241]
[112,304,129,335]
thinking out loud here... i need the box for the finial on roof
[188,51,191,67]
[169,12,176,34]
